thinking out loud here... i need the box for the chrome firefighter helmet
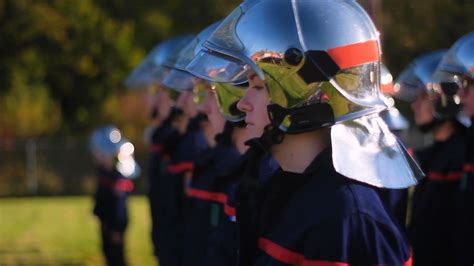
[394,50,462,120]
[433,32,474,82]
[162,21,245,121]
[393,50,446,102]
[90,125,141,179]
[162,22,221,91]
[123,35,194,89]
[187,0,422,188]
[187,0,386,133]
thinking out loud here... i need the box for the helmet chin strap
[245,124,284,153]
[236,124,283,266]
[240,124,283,191]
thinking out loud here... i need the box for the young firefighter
[123,36,192,262]
[90,126,140,266]
[163,21,280,266]
[432,31,474,266]
[393,50,467,266]
[187,0,422,265]
[160,22,249,266]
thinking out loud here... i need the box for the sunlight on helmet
[116,158,137,178]
[109,130,121,143]
[119,142,135,156]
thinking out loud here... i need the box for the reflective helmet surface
[393,50,446,102]
[162,21,245,121]
[434,32,474,81]
[90,125,141,179]
[124,35,194,89]
[187,0,386,133]
[162,23,221,91]
[395,50,462,119]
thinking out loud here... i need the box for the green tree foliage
[0,0,240,138]
[0,0,472,138]
[382,0,474,76]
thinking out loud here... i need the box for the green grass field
[0,196,157,266]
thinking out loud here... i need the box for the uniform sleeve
[303,213,412,266]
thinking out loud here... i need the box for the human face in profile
[237,71,271,140]
[411,91,434,126]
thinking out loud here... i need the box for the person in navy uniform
[186,0,422,265]
[156,87,209,266]
[181,84,248,266]
[90,125,141,266]
[124,35,192,263]
[433,32,474,266]
[393,50,467,266]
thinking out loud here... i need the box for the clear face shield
[123,59,170,89]
[162,68,199,91]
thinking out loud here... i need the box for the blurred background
[0,0,473,265]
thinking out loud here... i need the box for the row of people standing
[390,34,474,265]
[120,1,473,265]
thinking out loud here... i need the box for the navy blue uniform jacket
[182,141,242,266]
[252,148,412,266]
[93,167,133,232]
[409,123,467,266]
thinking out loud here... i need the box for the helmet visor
[162,68,198,91]
[393,67,425,102]
[186,49,250,85]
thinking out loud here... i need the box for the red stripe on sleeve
[224,204,236,217]
[404,254,413,266]
[187,188,236,217]
[149,143,163,153]
[259,238,412,266]
[463,163,474,173]
[426,171,464,181]
[258,238,305,265]
[258,238,350,266]
[302,261,349,266]
[327,40,380,69]
[167,161,194,174]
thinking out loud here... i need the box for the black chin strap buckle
[244,124,284,153]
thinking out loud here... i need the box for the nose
[237,91,253,113]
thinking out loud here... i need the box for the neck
[270,129,330,173]
[232,127,249,154]
[433,120,456,142]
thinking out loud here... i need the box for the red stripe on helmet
[381,83,394,94]
[327,40,380,69]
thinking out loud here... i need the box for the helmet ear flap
[297,51,340,84]
[267,102,335,133]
